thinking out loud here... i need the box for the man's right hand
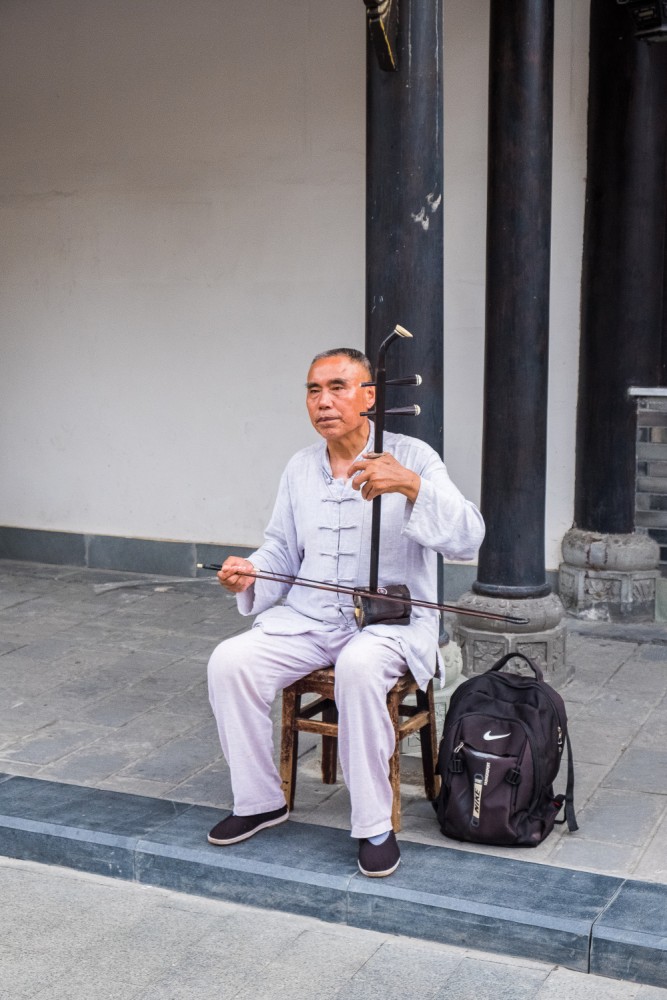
[217,558,256,594]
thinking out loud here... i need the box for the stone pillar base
[452,592,570,689]
[559,529,659,621]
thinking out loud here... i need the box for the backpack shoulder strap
[554,731,578,832]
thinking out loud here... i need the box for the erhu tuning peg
[385,374,422,387]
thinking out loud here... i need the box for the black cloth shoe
[207,805,289,846]
[357,831,401,877]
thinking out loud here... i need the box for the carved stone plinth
[452,592,570,689]
[559,528,659,621]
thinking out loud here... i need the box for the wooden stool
[279,667,440,832]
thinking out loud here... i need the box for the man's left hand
[347,452,421,503]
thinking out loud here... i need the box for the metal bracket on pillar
[363,0,398,72]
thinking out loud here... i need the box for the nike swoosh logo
[483,730,511,741]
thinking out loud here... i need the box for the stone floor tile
[118,632,217,658]
[632,706,667,749]
[548,836,643,878]
[0,655,86,697]
[117,733,217,783]
[637,644,667,662]
[575,788,665,846]
[37,744,142,784]
[396,814,453,848]
[297,784,352,832]
[336,937,463,999]
[633,808,667,882]
[566,637,640,671]
[561,666,626,705]
[96,649,185,683]
[6,635,85,662]
[191,898,322,959]
[0,759,43,778]
[287,778,348,820]
[27,673,131,713]
[536,966,643,998]
[566,760,611,807]
[55,623,140,647]
[101,708,202,751]
[96,774,177,798]
[124,666,200,698]
[0,944,57,997]
[160,680,210,716]
[566,719,639,767]
[51,934,190,989]
[34,976,143,1000]
[604,748,667,795]
[183,716,221,744]
[433,955,549,999]
[166,763,233,808]
[611,660,667,698]
[1,721,113,765]
[76,688,168,727]
[0,639,24,655]
[129,952,252,1000]
[229,926,388,1000]
[0,701,60,739]
[578,689,657,725]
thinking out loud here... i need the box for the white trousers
[207,625,408,839]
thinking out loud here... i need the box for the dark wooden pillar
[364,0,443,457]
[574,0,667,535]
[663,163,667,384]
[663,182,667,384]
[473,0,554,599]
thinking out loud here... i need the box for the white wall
[0,0,589,570]
[546,0,590,565]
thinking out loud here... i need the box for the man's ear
[365,383,376,411]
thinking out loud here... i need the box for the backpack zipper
[448,712,543,815]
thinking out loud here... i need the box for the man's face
[306,355,375,444]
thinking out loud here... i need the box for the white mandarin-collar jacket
[237,426,485,689]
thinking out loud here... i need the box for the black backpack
[434,652,578,847]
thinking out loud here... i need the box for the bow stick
[197,564,529,625]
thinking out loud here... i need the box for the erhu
[352,323,420,628]
[200,325,528,627]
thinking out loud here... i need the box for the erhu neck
[363,325,419,592]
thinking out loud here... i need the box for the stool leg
[387,693,402,832]
[417,682,440,800]
[280,688,300,810]
[321,699,339,784]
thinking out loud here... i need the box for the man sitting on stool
[207,347,484,877]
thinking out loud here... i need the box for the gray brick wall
[635,396,667,574]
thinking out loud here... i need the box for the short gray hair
[310,348,372,380]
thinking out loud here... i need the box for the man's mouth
[317,416,339,424]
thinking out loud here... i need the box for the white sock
[368,830,390,846]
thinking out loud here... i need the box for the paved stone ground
[2,856,666,1000]
[0,559,666,884]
